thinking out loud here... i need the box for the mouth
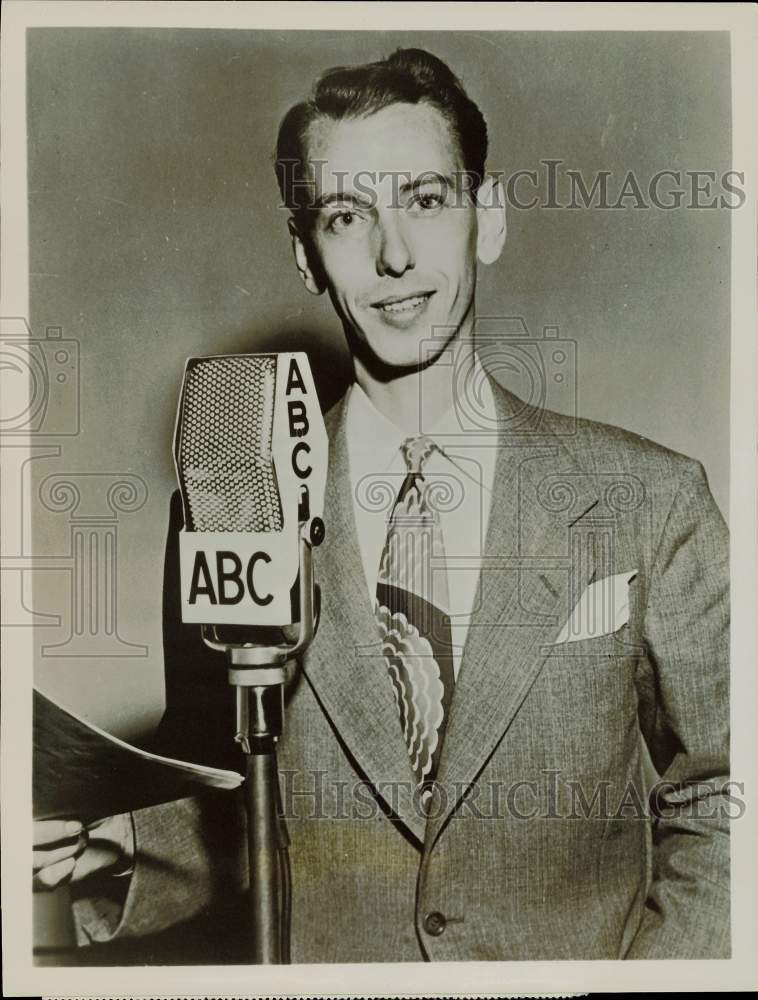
[371,290,435,317]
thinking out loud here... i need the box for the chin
[362,315,459,368]
[364,328,441,372]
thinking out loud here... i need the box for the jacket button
[424,910,447,936]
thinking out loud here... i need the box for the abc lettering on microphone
[173,352,327,631]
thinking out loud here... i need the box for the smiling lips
[371,290,435,315]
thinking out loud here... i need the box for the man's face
[295,102,483,370]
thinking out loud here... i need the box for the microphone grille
[176,355,284,532]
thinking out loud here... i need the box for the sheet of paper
[33,688,242,822]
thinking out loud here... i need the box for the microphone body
[174,352,326,634]
[172,351,327,964]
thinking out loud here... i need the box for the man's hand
[33,814,133,890]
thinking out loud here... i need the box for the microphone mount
[200,516,323,748]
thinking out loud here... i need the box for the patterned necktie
[374,435,455,798]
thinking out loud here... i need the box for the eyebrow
[398,172,457,194]
[313,190,373,210]
[313,172,458,210]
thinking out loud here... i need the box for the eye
[326,209,367,234]
[408,190,446,214]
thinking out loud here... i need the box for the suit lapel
[426,383,600,848]
[302,395,427,845]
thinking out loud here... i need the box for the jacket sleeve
[73,793,247,943]
[626,458,731,959]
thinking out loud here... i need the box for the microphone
[172,351,328,964]
[174,352,326,651]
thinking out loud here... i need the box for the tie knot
[400,435,436,474]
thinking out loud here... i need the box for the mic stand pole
[235,678,289,964]
[201,524,321,965]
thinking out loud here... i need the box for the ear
[475,175,507,266]
[288,217,325,296]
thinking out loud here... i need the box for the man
[34,47,730,962]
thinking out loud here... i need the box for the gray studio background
[28,29,731,738]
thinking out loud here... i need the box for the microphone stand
[201,508,323,965]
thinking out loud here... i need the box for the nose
[374,213,415,277]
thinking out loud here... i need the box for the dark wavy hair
[275,48,488,229]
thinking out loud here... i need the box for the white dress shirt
[345,360,497,680]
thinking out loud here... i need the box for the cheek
[417,214,477,284]
[319,245,370,301]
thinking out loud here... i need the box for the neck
[352,323,477,437]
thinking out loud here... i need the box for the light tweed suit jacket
[75,380,730,962]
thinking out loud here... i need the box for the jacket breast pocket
[541,626,646,661]
[531,629,645,783]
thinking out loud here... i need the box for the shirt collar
[423,354,496,447]
[345,378,406,486]
[345,351,496,485]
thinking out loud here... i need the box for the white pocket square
[553,570,637,645]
